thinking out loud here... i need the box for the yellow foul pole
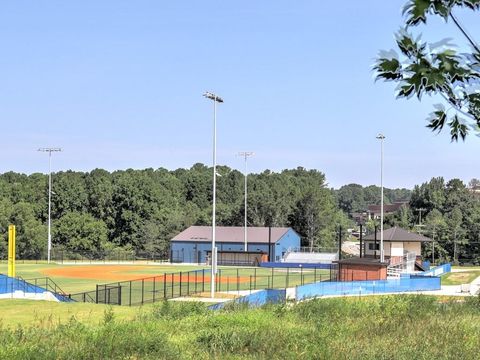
[8,225,16,277]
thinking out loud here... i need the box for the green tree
[9,202,47,259]
[289,188,349,250]
[85,169,115,234]
[423,209,449,263]
[410,177,446,212]
[375,0,480,140]
[386,205,413,229]
[446,207,465,264]
[52,171,89,218]
[337,184,366,213]
[54,212,108,254]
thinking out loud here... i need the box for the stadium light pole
[376,134,385,263]
[238,152,254,252]
[203,91,223,298]
[38,147,62,263]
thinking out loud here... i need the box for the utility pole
[432,227,435,265]
[376,134,385,262]
[238,151,254,252]
[338,225,343,260]
[453,228,458,264]
[359,223,363,258]
[203,91,223,299]
[416,208,427,225]
[38,147,62,263]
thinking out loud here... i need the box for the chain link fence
[70,266,332,306]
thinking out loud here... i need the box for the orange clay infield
[42,265,251,283]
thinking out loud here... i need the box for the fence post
[286,268,289,288]
[187,272,190,295]
[153,277,156,303]
[117,282,121,305]
[301,267,304,285]
[171,274,174,298]
[129,281,132,306]
[163,273,167,299]
[249,275,252,294]
[202,269,205,293]
[179,272,182,297]
[195,271,198,294]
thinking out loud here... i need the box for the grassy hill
[0,295,479,359]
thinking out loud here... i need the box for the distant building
[367,201,408,220]
[333,227,431,281]
[351,211,369,224]
[362,226,431,269]
[469,184,480,197]
[170,226,300,265]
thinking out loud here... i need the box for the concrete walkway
[169,290,261,303]
[451,268,478,273]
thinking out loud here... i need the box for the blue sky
[0,1,479,188]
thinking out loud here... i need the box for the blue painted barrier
[259,262,332,269]
[0,274,71,302]
[295,275,441,301]
[417,263,451,277]
[209,289,286,310]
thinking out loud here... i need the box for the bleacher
[282,248,338,264]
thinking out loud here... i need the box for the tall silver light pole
[376,134,385,263]
[238,152,254,252]
[203,91,223,298]
[38,147,62,263]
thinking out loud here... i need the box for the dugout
[333,257,388,281]
[207,250,268,266]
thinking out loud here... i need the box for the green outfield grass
[441,270,480,285]
[0,299,143,328]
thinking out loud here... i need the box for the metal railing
[21,277,69,296]
[286,247,339,253]
[0,275,72,301]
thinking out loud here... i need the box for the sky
[0,1,479,189]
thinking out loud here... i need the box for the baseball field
[8,262,330,295]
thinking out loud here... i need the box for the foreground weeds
[0,296,479,359]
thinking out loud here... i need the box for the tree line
[398,178,480,264]
[1,164,477,264]
[0,165,348,259]
[337,179,480,264]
